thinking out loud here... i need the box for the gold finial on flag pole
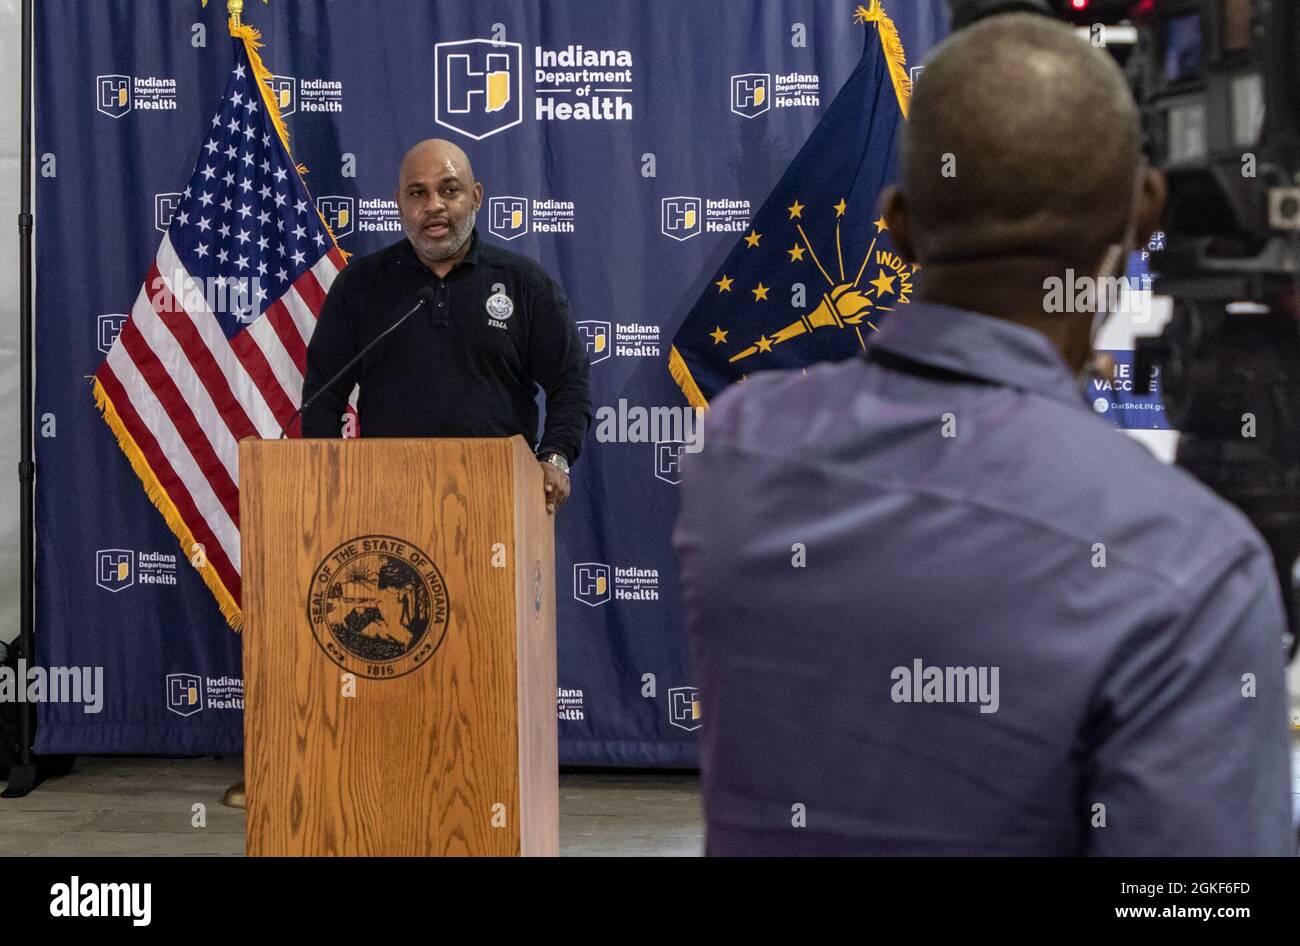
[201,0,267,30]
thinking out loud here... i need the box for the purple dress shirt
[673,302,1293,856]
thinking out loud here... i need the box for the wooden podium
[239,436,557,856]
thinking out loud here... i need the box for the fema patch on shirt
[486,288,514,322]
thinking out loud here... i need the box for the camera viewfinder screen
[1164,13,1203,83]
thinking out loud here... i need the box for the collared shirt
[673,301,1293,856]
[301,231,592,464]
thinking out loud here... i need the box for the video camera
[947,0,1300,650]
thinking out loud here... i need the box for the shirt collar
[869,301,1086,408]
[396,228,481,272]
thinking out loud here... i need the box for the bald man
[674,15,1293,855]
[302,139,591,512]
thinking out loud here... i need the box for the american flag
[93,28,347,628]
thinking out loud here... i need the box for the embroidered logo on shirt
[486,285,514,327]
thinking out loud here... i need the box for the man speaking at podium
[301,139,592,513]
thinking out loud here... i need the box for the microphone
[279,286,437,439]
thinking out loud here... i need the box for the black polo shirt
[301,230,592,464]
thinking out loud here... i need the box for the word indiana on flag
[669,1,916,409]
[92,24,346,629]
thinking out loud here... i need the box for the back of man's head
[898,14,1144,274]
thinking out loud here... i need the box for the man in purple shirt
[673,14,1294,855]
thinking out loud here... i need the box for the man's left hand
[540,461,570,514]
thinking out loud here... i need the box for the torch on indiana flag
[92,23,347,629]
[669,1,916,409]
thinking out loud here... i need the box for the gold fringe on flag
[855,1,912,119]
[668,346,710,412]
[229,23,293,168]
[227,20,350,261]
[92,378,244,630]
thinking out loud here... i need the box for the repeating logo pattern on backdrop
[661,195,751,240]
[154,192,183,233]
[268,75,297,115]
[269,72,344,113]
[573,561,610,607]
[319,196,354,238]
[163,672,242,717]
[94,72,177,117]
[577,321,611,364]
[489,196,529,240]
[487,194,576,240]
[97,314,128,355]
[730,71,820,116]
[668,686,701,731]
[731,74,770,118]
[434,34,635,138]
[165,673,203,717]
[435,39,523,140]
[319,195,402,238]
[94,548,178,592]
[578,319,668,365]
[661,197,701,241]
[96,74,132,118]
[573,561,659,606]
[654,441,687,485]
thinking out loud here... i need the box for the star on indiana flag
[669,1,916,409]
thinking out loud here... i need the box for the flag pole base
[222,780,246,809]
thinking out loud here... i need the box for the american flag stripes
[92,26,346,628]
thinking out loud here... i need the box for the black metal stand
[3,0,39,799]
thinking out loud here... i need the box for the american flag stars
[165,62,331,332]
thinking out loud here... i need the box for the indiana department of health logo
[668,686,702,732]
[165,673,203,718]
[155,192,183,234]
[488,195,529,241]
[573,562,610,608]
[319,195,355,238]
[97,313,128,355]
[662,196,702,241]
[731,73,770,119]
[96,74,131,118]
[434,38,523,141]
[306,535,450,680]
[654,441,686,485]
[577,320,611,365]
[95,549,134,592]
[268,75,297,116]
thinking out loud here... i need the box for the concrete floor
[0,756,704,856]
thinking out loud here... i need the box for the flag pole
[222,0,251,812]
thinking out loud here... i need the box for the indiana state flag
[669,1,915,408]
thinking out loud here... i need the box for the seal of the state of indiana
[306,534,449,679]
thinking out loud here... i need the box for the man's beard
[406,208,477,263]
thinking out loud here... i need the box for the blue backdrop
[35,0,950,764]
